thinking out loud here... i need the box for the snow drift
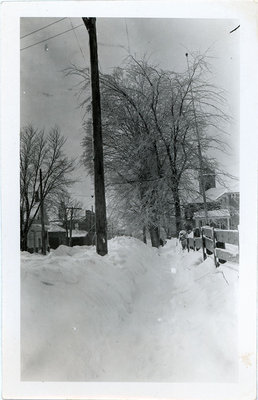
[21,237,238,382]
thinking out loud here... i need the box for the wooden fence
[187,227,239,267]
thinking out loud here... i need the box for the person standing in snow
[159,227,167,247]
[193,227,201,237]
[178,229,188,250]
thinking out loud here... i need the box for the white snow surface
[21,237,238,382]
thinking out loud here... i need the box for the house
[48,223,90,248]
[184,172,239,230]
[73,209,96,245]
[193,208,231,229]
[27,203,49,253]
[67,229,88,246]
[48,223,67,249]
[51,208,95,247]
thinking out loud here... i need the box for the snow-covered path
[21,237,238,382]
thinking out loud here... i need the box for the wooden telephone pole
[82,17,108,256]
[39,169,46,255]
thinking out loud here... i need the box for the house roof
[48,223,88,237]
[193,187,227,204]
[188,182,239,205]
[72,229,88,238]
[48,223,66,233]
[193,208,231,219]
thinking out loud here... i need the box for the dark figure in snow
[159,228,167,247]
[193,227,201,237]
[179,230,188,250]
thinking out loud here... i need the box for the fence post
[201,228,207,260]
[212,227,219,268]
[214,230,226,265]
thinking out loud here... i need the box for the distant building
[48,223,67,249]
[193,208,231,229]
[184,175,239,230]
[70,229,89,246]
[27,203,49,253]
[73,209,96,245]
[50,209,96,247]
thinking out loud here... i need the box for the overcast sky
[20,17,239,210]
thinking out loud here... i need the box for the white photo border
[1,1,257,399]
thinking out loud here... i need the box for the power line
[69,193,94,198]
[124,19,131,53]
[20,18,66,39]
[20,23,84,51]
[69,18,87,63]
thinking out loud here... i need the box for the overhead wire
[20,19,126,54]
[20,23,84,51]
[20,19,95,204]
[69,18,87,63]
[20,17,67,39]
[124,18,131,54]
[69,193,94,198]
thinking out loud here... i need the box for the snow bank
[21,237,238,382]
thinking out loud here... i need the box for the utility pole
[82,17,108,256]
[185,53,208,224]
[69,207,74,247]
[39,169,46,255]
[66,206,82,247]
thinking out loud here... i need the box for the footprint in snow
[41,281,54,286]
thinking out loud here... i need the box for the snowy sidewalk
[21,237,238,382]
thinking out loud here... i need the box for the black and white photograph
[1,1,257,399]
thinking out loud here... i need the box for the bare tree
[20,125,75,251]
[68,54,231,246]
[119,55,229,233]
[78,62,168,246]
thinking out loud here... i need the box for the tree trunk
[65,228,69,245]
[21,214,30,251]
[143,225,147,244]
[21,230,28,251]
[173,189,182,235]
[149,224,160,248]
[63,218,69,245]
[20,210,25,250]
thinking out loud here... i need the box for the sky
[20,17,239,210]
